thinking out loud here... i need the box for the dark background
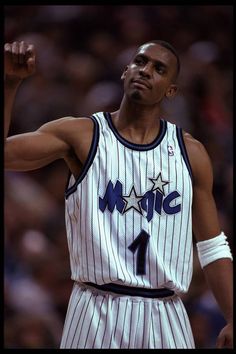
[4,5,233,348]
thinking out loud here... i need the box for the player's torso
[65,112,193,293]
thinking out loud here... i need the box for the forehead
[136,43,176,66]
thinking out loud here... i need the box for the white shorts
[60,282,195,349]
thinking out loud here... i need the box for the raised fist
[4,41,36,80]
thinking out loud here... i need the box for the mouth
[131,78,151,89]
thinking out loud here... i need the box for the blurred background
[4,5,233,349]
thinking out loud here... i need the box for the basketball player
[4,40,233,349]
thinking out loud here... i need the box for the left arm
[184,133,233,348]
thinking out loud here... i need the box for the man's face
[122,43,178,105]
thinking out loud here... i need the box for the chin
[130,90,143,101]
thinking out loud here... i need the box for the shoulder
[40,116,94,130]
[37,116,96,154]
[38,116,95,137]
[183,131,207,157]
[182,131,213,185]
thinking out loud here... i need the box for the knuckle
[4,43,11,51]
[27,44,34,53]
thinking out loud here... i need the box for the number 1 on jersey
[128,230,150,275]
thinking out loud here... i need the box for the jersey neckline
[104,112,167,151]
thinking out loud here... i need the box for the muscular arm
[4,42,35,141]
[4,41,94,175]
[4,42,70,171]
[185,134,221,240]
[184,133,233,348]
[5,118,73,171]
[5,115,95,175]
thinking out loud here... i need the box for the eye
[155,65,165,74]
[134,56,146,66]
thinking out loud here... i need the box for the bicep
[184,134,221,241]
[5,129,69,171]
[192,183,221,241]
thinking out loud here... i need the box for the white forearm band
[196,232,233,268]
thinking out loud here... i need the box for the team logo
[168,145,174,156]
[99,172,181,222]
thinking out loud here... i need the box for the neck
[111,96,162,145]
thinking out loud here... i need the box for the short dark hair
[139,40,180,79]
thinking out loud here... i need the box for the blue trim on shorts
[84,282,175,298]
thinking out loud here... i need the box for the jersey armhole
[176,126,193,180]
[65,115,99,199]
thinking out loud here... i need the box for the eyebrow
[134,54,168,71]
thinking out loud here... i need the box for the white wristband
[196,232,233,268]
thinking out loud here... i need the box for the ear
[121,65,129,80]
[165,84,178,98]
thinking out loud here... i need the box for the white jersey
[62,112,195,348]
[65,111,193,294]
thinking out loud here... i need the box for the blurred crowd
[4,5,233,349]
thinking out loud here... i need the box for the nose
[139,63,152,78]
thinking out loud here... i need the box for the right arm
[4,41,35,142]
[5,119,73,171]
[4,41,72,171]
[4,41,93,173]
